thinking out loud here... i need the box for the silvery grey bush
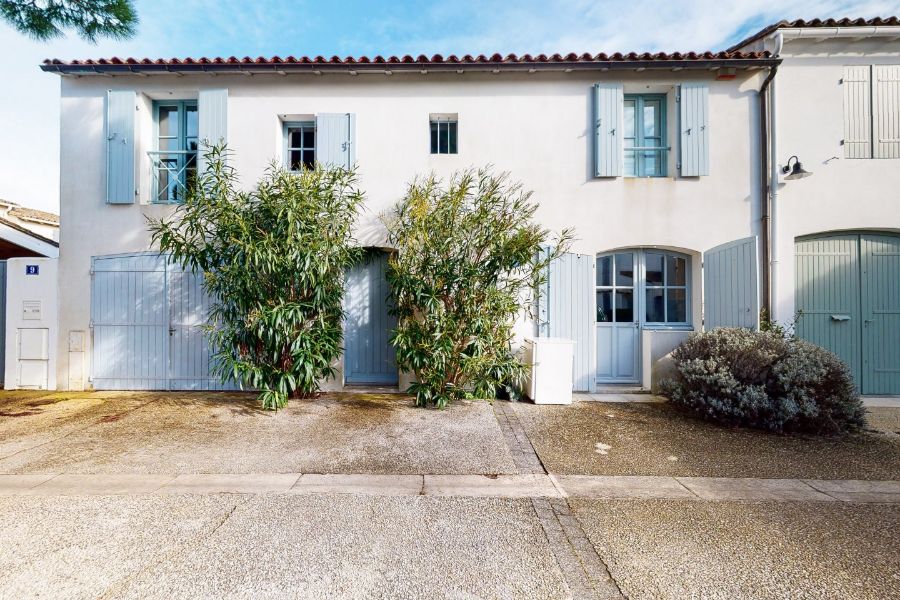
[661,327,865,434]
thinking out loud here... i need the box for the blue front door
[344,252,398,385]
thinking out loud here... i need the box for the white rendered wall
[765,38,900,322]
[55,70,766,390]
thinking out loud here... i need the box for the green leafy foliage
[759,307,801,338]
[660,327,866,434]
[149,145,364,410]
[1,0,137,41]
[385,168,572,408]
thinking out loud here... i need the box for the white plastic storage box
[523,337,575,405]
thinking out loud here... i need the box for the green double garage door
[796,233,900,395]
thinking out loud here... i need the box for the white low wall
[4,258,58,390]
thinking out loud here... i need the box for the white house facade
[38,17,900,395]
[731,17,900,395]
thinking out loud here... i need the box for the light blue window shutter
[593,84,623,177]
[843,66,872,158]
[703,236,759,330]
[679,83,710,176]
[538,252,596,392]
[316,113,356,169]
[198,89,228,169]
[106,90,136,204]
[873,65,900,159]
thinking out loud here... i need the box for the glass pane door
[596,251,640,384]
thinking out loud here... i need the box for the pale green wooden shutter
[316,113,356,169]
[859,234,900,394]
[873,65,900,159]
[795,235,863,389]
[198,89,228,169]
[593,83,623,177]
[842,66,872,159]
[703,236,759,329]
[679,83,709,176]
[538,252,595,392]
[106,90,136,204]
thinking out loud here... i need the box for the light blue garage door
[91,253,235,390]
[795,233,900,395]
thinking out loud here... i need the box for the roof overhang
[41,57,779,77]
[774,25,900,42]
[0,219,59,258]
[728,17,900,52]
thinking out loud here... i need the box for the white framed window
[284,121,316,171]
[430,115,458,154]
[595,249,691,327]
[150,100,198,204]
[624,94,667,177]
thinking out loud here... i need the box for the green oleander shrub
[149,145,364,410]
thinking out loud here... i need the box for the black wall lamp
[782,155,813,180]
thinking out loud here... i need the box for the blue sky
[0,0,894,213]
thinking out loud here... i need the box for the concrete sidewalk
[2,472,898,503]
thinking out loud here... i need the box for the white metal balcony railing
[148,150,197,204]
[624,146,670,177]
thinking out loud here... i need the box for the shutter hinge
[89,320,94,329]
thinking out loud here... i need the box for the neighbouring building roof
[728,16,900,52]
[0,199,59,225]
[0,215,59,259]
[40,50,776,75]
[7,205,59,226]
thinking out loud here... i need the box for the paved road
[0,391,897,599]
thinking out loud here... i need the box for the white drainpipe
[769,32,783,322]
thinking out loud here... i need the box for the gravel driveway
[514,400,900,480]
[0,391,517,475]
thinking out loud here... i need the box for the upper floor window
[430,117,458,154]
[284,121,316,171]
[624,94,667,177]
[151,100,198,204]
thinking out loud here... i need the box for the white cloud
[344,0,896,55]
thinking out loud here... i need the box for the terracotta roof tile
[728,16,899,52]
[9,206,59,224]
[42,49,774,74]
